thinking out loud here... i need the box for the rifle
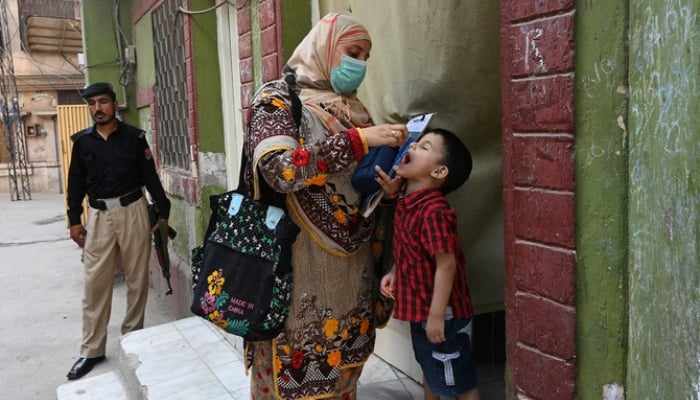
[148,203,176,295]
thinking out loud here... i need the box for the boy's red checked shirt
[391,188,473,322]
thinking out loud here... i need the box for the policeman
[65,82,171,380]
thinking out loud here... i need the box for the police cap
[81,82,117,101]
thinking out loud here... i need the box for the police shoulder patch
[70,128,91,142]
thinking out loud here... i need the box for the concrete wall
[627,1,700,398]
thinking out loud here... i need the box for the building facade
[0,0,84,197]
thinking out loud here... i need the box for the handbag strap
[236,83,303,210]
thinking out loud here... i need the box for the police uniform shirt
[66,122,171,226]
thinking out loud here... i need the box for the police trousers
[81,196,151,358]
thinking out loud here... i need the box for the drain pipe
[51,114,62,194]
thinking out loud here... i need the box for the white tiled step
[57,317,250,400]
[56,371,128,400]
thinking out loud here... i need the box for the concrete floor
[0,193,176,400]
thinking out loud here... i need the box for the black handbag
[190,186,299,341]
[190,84,302,340]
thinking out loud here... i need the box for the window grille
[57,90,82,105]
[152,0,190,171]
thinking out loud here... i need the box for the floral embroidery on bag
[193,191,297,340]
[198,268,251,336]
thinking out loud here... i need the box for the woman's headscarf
[284,13,373,131]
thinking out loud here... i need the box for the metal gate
[57,104,89,226]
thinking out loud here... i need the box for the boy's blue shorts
[410,318,478,397]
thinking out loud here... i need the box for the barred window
[152,0,190,171]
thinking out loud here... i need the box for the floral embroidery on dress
[316,158,329,172]
[269,295,377,399]
[305,173,327,187]
[291,147,310,167]
[282,167,295,181]
[248,81,374,255]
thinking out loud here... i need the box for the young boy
[376,128,479,400]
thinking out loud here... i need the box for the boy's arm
[426,252,457,343]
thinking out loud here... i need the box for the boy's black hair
[421,128,472,195]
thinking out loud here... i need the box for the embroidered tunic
[246,81,392,400]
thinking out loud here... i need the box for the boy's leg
[411,319,479,399]
[423,373,440,400]
[457,387,481,400]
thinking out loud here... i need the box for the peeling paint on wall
[603,383,625,400]
[627,0,700,398]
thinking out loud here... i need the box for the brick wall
[500,1,577,398]
[235,0,283,128]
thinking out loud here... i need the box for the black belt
[89,189,143,211]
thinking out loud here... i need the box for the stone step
[56,316,427,399]
[56,371,128,400]
[56,317,250,400]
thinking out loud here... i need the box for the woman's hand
[362,124,409,148]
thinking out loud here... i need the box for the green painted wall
[81,0,137,125]
[577,2,700,398]
[574,1,630,398]
[190,0,224,153]
[280,0,312,64]
[134,14,156,88]
[247,1,310,89]
[627,1,700,398]
[250,0,263,88]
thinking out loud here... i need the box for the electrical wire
[178,0,234,15]
[113,0,134,87]
[0,0,31,200]
[6,6,84,95]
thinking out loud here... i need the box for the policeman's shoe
[66,356,106,380]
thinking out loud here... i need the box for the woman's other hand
[362,124,409,147]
